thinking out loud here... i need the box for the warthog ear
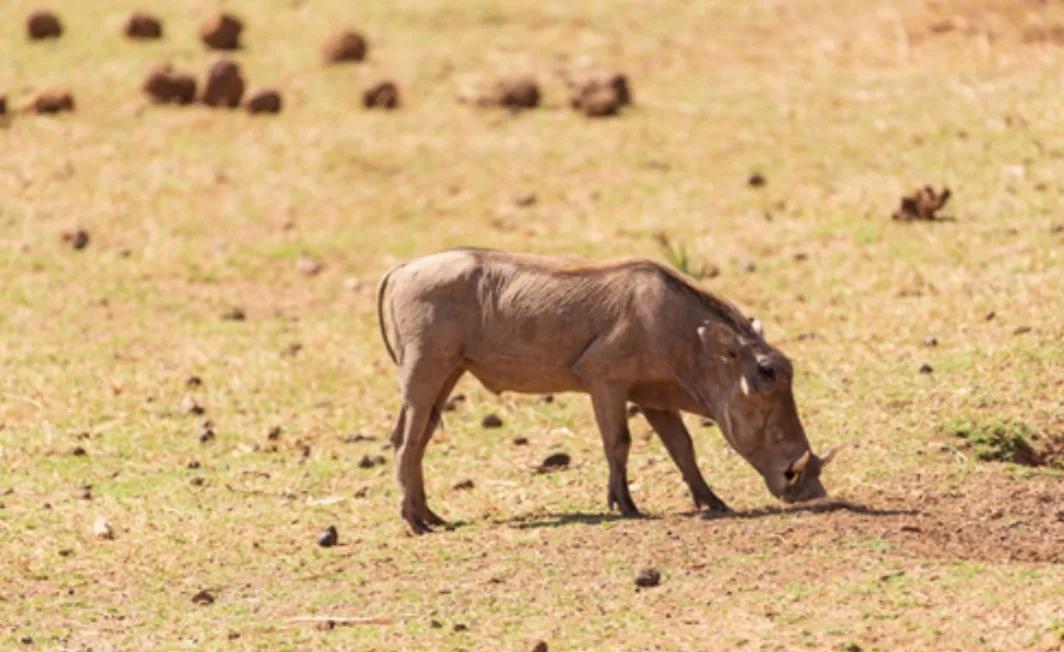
[697,321,741,360]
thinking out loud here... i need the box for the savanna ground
[2,0,1063,650]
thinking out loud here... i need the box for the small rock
[296,254,324,276]
[27,11,62,39]
[317,525,338,547]
[58,548,73,557]
[93,515,114,540]
[191,589,215,605]
[202,59,245,108]
[245,89,282,114]
[363,81,400,109]
[185,375,203,388]
[189,476,205,487]
[323,30,368,63]
[1013,325,1031,335]
[512,436,529,446]
[452,479,474,491]
[353,485,369,498]
[747,172,766,187]
[985,310,996,321]
[267,426,283,441]
[537,452,570,473]
[515,193,537,207]
[634,567,661,588]
[919,363,933,374]
[922,336,938,347]
[481,413,503,429]
[181,394,204,416]
[71,446,87,457]
[453,623,467,632]
[0,96,6,115]
[430,619,443,629]
[61,229,89,250]
[18,635,33,645]
[76,485,92,500]
[187,459,201,469]
[221,307,246,321]
[532,642,549,652]
[124,12,162,39]
[200,13,242,50]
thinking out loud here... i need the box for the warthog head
[696,319,833,503]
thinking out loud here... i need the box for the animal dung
[536,452,570,473]
[201,59,245,108]
[143,64,197,105]
[221,306,246,321]
[494,77,540,110]
[892,186,951,221]
[124,12,162,39]
[452,479,475,491]
[322,30,367,63]
[569,73,631,117]
[317,525,339,547]
[200,13,242,50]
[747,172,767,187]
[25,89,74,114]
[481,413,504,428]
[245,89,282,114]
[363,81,400,109]
[0,95,6,115]
[634,568,661,588]
[27,10,62,39]
[190,589,215,605]
[61,228,90,250]
[358,454,386,469]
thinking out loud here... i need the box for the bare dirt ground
[1,0,1062,650]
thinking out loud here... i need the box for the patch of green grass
[943,416,1043,466]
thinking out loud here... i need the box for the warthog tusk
[790,450,812,475]
[821,446,841,466]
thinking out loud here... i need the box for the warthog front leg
[588,386,640,517]
[641,407,730,514]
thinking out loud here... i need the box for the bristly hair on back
[648,262,760,339]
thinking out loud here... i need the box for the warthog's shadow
[504,499,915,529]
[701,499,917,520]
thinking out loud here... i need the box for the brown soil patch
[705,473,1063,564]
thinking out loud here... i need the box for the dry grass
[1,0,1062,650]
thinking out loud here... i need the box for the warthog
[377,249,832,534]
